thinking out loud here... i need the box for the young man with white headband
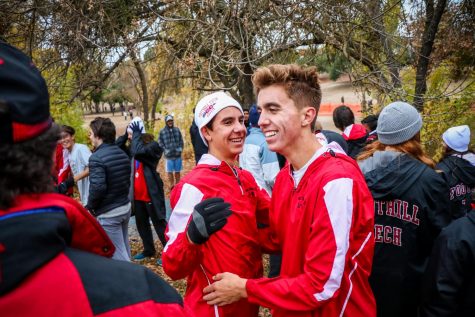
[202,64,376,317]
[162,91,271,317]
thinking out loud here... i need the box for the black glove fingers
[202,202,231,214]
[209,218,228,231]
[196,197,224,209]
[206,208,232,223]
[187,197,232,244]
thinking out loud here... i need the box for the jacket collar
[286,143,349,190]
[94,142,113,152]
[0,193,115,295]
[197,153,241,178]
[198,153,222,166]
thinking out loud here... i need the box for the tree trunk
[366,0,402,91]
[413,0,448,111]
[130,49,149,123]
[238,63,255,109]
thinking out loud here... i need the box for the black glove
[129,121,141,134]
[57,176,74,194]
[187,197,232,244]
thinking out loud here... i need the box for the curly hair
[0,124,60,209]
[252,64,321,130]
[357,137,435,168]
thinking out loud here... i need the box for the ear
[301,106,317,128]
[201,126,212,143]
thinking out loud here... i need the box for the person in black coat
[86,117,132,261]
[190,108,208,164]
[116,117,167,263]
[436,125,475,220]
[357,102,451,317]
[421,210,475,317]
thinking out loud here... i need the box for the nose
[258,111,269,128]
[234,120,246,133]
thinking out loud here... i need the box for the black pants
[268,254,282,278]
[134,200,167,256]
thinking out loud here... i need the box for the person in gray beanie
[376,101,422,145]
[357,101,451,317]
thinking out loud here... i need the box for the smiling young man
[203,64,376,317]
[60,125,91,205]
[162,91,271,317]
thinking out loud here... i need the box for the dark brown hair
[90,117,116,144]
[0,124,60,209]
[141,133,154,144]
[333,105,355,131]
[61,125,75,136]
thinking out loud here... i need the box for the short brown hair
[61,125,75,136]
[333,105,355,131]
[252,64,322,129]
[90,117,116,144]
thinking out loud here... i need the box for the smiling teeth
[265,131,277,137]
[231,139,242,143]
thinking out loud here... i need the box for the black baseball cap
[0,41,52,144]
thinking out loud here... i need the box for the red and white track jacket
[0,193,190,317]
[247,143,376,317]
[162,154,271,317]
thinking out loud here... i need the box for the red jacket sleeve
[246,178,357,311]
[162,183,204,280]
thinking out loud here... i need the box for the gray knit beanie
[377,101,422,145]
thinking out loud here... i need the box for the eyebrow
[220,115,244,122]
[258,102,281,110]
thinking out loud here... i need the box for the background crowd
[1,41,474,317]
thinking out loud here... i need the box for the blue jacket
[239,127,280,196]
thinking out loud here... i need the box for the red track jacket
[246,143,376,317]
[163,154,271,317]
[0,193,190,317]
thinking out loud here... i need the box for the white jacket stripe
[339,231,372,316]
[314,178,354,301]
[164,183,203,252]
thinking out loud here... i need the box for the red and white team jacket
[162,154,271,317]
[247,143,376,317]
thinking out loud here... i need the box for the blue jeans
[166,158,182,172]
